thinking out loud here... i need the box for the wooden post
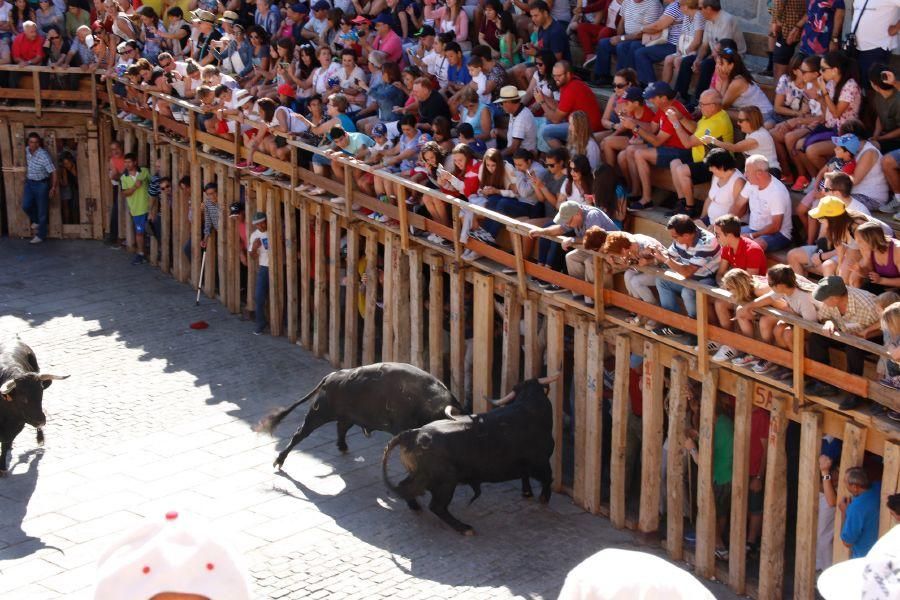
[392,238,411,364]
[397,185,409,251]
[267,187,285,337]
[471,272,494,414]
[362,228,379,365]
[448,264,466,402]
[572,317,590,507]
[610,333,631,529]
[639,341,664,534]
[148,144,160,266]
[794,410,824,600]
[32,73,41,118]
[759,392,788,600]
[546,307,565,493]
[511,233,528,297]
[881,442,900,537]
[694,368,719,579]
[500,285,522,394]
[313,204,327,357]
[584,325,604,515]
[408,247,425,369]
[160,150,172,273]
[666,356,689,560]
[86,124,104,240]
[328,213,341,366]
[833,422,867,565]
[522,298,541,380]
[214,167,227,301]
[343,224,360,368]
[381,233,395,363]
[426,253,445,381]
[299,204,311,349]
[451,204,463,263]
[793,326,806,404]
[343,161,354,218]
[202,166,219,299]
[592,255,605,323]
[246,183,259,313]
[189,122,201,288]
[728,377,752,593]
[696,289,709,374]
[285,200,298,342]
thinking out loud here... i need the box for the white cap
[818,524,900,600]
[94,510,252,600]
[558,549,716,600]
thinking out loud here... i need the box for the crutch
[195,249,207,306]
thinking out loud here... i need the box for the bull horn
[38,373,69,381]
[488,390,516,407]
[537,373,561,385]
[0,380,15,396]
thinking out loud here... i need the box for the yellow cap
[808,195,847,220]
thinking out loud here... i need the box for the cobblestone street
[0,239,738,599]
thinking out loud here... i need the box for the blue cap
[372,12,393,25]
[467,139,487,156]
[312,0,330,11]
[623,86,643,102]
[372,122,387,137]
[831,133,860,155]
[289,2,306,12]
[643,81,674,100]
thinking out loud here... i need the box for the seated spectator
[806,276,881,409]
[539,60,602,150]
[509,1,570,90]
[592,164,628,228]
[713,48,774,125]
[405,77,452,133]
[567,110,601,170]
[661,0,704,88]
[594,229,666,325]
[601,85,655,176]
[456,88,494,146]
[366,13,403,65]
[796,136,861,245]
[839,467,882,557]
[667,89,734,218]
[770,54,815,185]
[648,214,721,342]
[853,221,900,293]
[495,85,537,158]
[531,148,571,277]
[881,302,900,399]
[574,0,619,66]
[596,68,640,144]
[589,0,662,85]
[443,41,471,97]
[622,81,693,210]
[704,106,780,178]
[632,0,683,86]
[837,120,892,214]
[735,155,793,252]
[427,0,470,48]
[869,64,900,155]
[521,49,559,109]
[324,126,376,187]
[698,148,745,227]
[10,21,43,87]
[511,148,549,215]
[557,154,594,206]
[470,44,508,101]
[462,147,520,255]
[356,61,407,135]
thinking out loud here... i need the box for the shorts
[714,482,731,515]
[748,480,764,514]
[656,146,692,168]
[275,135,287,148]
[741,226,792,251]
[132,214,148,234]
[215,119,229,135]
[772,37,798,65]
[688,161,713,184]
[794,244,818,261]
[803,125,837,151]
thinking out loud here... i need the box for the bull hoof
[406,499,422,511]
[337,444,349,454]
[273,458,284,470]
[539,495,550,505]
[521,490,533,499]
[36,429,44,446]
[463,528,476,537]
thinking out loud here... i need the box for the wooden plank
[546,307,565,493]
[189,133,201,288]
[426,253,445,381]
[448,265,466,403]
[696,289,709,374]
[593,255,605,323]
[572,317,589,507]
[161,148,172,274]
[246,183,259,312]
[793,326,806,405]
[639,340,665,534]
[202,165,218,300]
[362,229,379,365]
[610,333,632,529]
[86,124,104,240]
[300,203,311,349]
[694,368,719,578]
[471,272,494,415]
[393,237,411,364]
[666,356,689,560]
[0,118,28,237]
[759,392,788,600]
[343,225,360,368]
[511,233,528,297]
[584,325,604,514]
[381,233,395,363]
[328,213,341,366]
[214,167,226,301]
[408,247,425,369]
[833,422,868,565]
[523,298,541,380]
[32,72,41,118]
[881,442,900,537]
[728,377,752,594]
[313,204,327,357]
[500,285,522,394]
[268,187,285,336]
[794,410,824,600]
[397,185,409,251]
[122,129,134,251]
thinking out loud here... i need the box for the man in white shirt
[493,85,537,158]
[851,0,900,91]
[249,211,270,335]
[737,155,793,252]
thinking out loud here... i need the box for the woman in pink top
[425,0,469,45]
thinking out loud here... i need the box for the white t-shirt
[707,170,744,224]
[605,0,622,29]
[312,62,341,96]
[249,229,270,267]
[851,0,900,52]
[304,16,329,37]
[471,72,490,105]
[507,105,537,152]
[0,3,13,29]
[746,129,780,171]
[423,51,449,89]
[740,177,792,239]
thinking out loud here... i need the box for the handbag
[842,0,871,58]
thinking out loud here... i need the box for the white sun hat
[818,524,900,600]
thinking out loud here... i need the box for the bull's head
[489,373,560,407]
[0,373,67,428]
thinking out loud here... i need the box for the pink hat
[94,511,252,600]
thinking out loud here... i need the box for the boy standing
[248,211,269,335]
[119,153,150,265]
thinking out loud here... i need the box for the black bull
[381,376,557,535]
[255,363,462,469]
[0,340,68,475]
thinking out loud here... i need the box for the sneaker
[307,187,326,196]
[791,176,810,193]
[252,328,264,336]
[887,410,900,422]
[838,394,863,411]
[715,547,730,561]
[250,165,268,174]
[469,227,496,244]
[462,248,480,261]
[651,326,680,337]
[706,341,720,353]
[772,367,793,382]
[583,296,595,307]
[627,198,653,211]
[752,360,778,375]
[29,235,43,244]
[544,284,563,292]
[712,345,738,362]
[329,196,345,205]
[804,380,839,397]
[260,168,275,176]
[235,160,252,169]
[876,197,900,213]
[583,55,596,68]
[426,233,449,246]
[30,223,39,232]
[117,110,128,119]
[130,253,145,265]
[373,213,389,223]
[732,354,759,368]
[665,199,687,217]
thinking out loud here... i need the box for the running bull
[381,375,557,535]
[256,362,462,469]
[0,340,68,475]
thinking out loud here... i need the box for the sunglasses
[47,35,59,40]
[613,82,627,89]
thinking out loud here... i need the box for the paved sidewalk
[0,239,738,599]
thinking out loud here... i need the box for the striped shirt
[620,0,663,36]
[665,228,721,279]
[663,2,684,46]
[817,287,880,335]
[680,10,705,46]
[25,147,56,181]
[202,197,220,238]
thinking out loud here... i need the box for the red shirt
[655,100,692,149]
[721,236,768,275]
[12,33,44,64]
[748,407,770,477]
[558,78,603,131]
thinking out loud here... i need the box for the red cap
[277,83,295,98]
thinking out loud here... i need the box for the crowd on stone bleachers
[7,0,900,416]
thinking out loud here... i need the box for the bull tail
[254,375,328,435]
[382,430,417,499]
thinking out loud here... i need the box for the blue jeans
[634,43,675,84]
[23,178,50,239]
[656,275,715,319]
[481,195,534,238]
[593,39,643,78]
[255,265,269,332]
[542,122,570,146]
[674,55,715,104]
[537,218,562,268]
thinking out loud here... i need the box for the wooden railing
[0,65,99,117]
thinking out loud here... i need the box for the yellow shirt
[692,110,734,163]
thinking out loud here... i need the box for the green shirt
[121,167,151,217]
[712,413,734,485]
